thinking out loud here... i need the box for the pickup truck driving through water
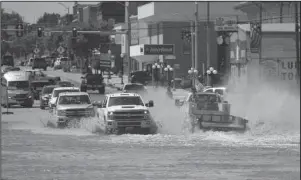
[175,92,248,132]
[52,92,96,128]
[96,93,158,135]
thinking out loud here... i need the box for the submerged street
[2,69,300,180]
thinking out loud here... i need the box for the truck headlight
[107,111,114,119]
[57,110,65,116]
[144,110,150,119]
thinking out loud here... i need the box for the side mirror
[146,100,154,107]
[175,99,184,106]
[117,87,122,91]
[80,76,84,79]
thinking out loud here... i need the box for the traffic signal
[37,27,43,37]
[72,27,77,37]
[15,23,24,37]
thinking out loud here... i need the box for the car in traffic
[32,57,48,70]
[96,93,157,135]
[31,79,52,100]
[1,71,34,108]
[203,86,227,97]
[40,85,58,109]
[53,58,62,70]
[52,92,96,128]
[25,69,61,84]
[1,54,14,67]
[48,87,80,109]
[2,66,20,74]
[129,71,152,85]
[56,81,74,87]
[80,73,105,94]
[118,83,148,95]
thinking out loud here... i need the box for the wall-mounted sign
[143,44,175,55]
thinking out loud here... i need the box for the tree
[36,13,60,27]
[1,8,24,56]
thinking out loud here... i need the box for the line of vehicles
[1,55,248,134]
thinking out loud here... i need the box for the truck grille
[15,94,27,99]
[111,110,146,127]
[65,109,89,117]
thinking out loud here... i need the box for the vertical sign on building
[181,28,191,54]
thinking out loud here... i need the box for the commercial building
[114,2,245,78]
[231,2,300,88]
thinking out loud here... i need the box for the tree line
[1,10,115,60]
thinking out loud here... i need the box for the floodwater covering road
[2,69,300,180]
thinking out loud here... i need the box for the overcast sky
[2,1,99,23]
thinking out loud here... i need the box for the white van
[1,71,34,108]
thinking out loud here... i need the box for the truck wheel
[104,127,112,135]
[40,106,45,110]
[57,122,66,129]
[32,67,35,70]
[98,86,105,94]
[116,127,125,135]
[140,128,151,135]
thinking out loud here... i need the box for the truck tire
[57,122,66,129]
[116,127,125,135]
[140,128,151,135]
[98,86,105,94]
[40,106,45,110]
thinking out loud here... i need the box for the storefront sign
[215,16,238,32]
[144,44,175,55]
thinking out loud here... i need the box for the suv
[119,83,147,95]
[48,87,80,109]
[130,71,152,85]
[52,92,96,128]
[32,57,47,70]
[40,85,58,109]
[96,93,157,135]
[80,73,105,94]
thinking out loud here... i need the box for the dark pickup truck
[80,73,105,94]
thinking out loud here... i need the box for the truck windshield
[42,87,55,94]
[58,95,91,105]
[1,56,14,66]
[108,96,144,107]
[8,81,29,90]
[195,94,220,103]
[53,89,79,97]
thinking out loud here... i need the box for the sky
[2,1,99,24]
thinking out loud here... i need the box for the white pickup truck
[52,92,96,128]
[96,93,158,135]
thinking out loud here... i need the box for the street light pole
[125,1,131,82]
[206,2,211,86]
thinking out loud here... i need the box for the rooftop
[59,92,89,96]
[108,93,141,97]
[53,87,80,91]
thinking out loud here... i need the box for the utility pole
[125,1,131,81]
[194,2,199,72]
[259,3,263,77]
[206,2,211,86]
[191,21,195,69]
[295,1,300,85]
[191,21,195,86]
